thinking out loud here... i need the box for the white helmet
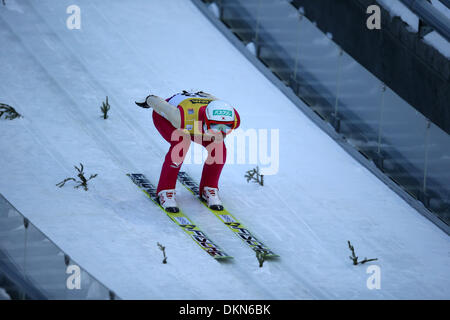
[204,100,236,134]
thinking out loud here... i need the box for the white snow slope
[0,0,449,300]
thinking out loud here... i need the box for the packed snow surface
[0,0,449,299]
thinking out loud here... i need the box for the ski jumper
[152,92,240,194]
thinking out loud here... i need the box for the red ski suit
[153,93,240,194]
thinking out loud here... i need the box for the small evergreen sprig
[256,251,267,268]
[157,242,167,264]
[100,96,110,119]
[0,103,21,120]
[245,166,264,186]
[56,163,98,191]
[348,241,378,265]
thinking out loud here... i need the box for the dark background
[292,0,450,135]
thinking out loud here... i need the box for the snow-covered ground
[0,0,449,299]
[377,0,450,58]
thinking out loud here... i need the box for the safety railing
[0,194,118,299]
[200,0,450,229]
[438,0,450,10]
[399,0,450,42]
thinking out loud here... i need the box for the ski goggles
[206,121,234,134]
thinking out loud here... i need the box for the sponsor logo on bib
[190,99,211,104]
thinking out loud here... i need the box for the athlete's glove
[135,95,157,108]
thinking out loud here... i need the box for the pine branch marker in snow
[157,242,167,264]
[256,251,267,268]
[347,241,378,266]
[0,103,21,120]
[100,96,110,119]
[56,163,98,191]
[245,166,264,186]
[359,257,378,264]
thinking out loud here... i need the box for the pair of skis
[127,172,278,261]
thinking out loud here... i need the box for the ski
[127,173,232,261]
[177,171,278,258]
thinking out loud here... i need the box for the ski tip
[215,255,234,262]
[256,250,279,259]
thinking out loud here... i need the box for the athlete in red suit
[136,91,240,212]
